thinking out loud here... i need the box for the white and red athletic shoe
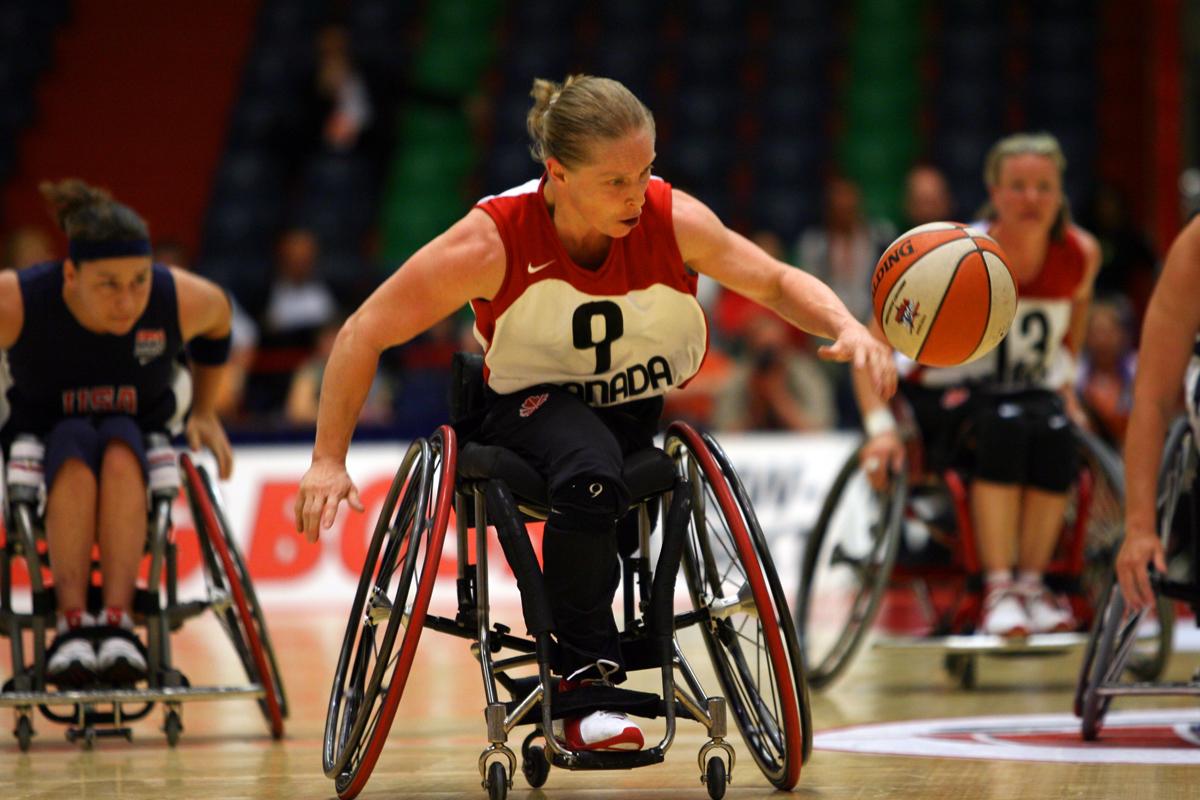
[555,709,644,752]
[552,659,644,752]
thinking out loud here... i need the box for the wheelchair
[795,392,1168,690]
[1076,415,1199,740]
[321,355,811,800]
[0,436,287,749]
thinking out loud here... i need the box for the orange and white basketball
[870,222,1017,367]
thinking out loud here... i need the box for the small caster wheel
[944,653,977,690]
[705,756,727,800]
[522,744,549,788]
[164,710,183,747]
[15,715,34,752]
[486,760,508,800]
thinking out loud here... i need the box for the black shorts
[967,389,1078,493]
[474,383,663,506]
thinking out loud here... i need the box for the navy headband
[68,238,152,263]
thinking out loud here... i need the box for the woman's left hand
[186,411,233,479]
[819,323,898,400]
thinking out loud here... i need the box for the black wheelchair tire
[795,444,907,690]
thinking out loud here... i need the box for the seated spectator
[713,312,835,432]
[315,23,375,153]
[902,164,955,228]
[155,240,259,420]
[796,177,894,427]
[245,229,338,416]
[2,225,55,270]
[796,175,895,324]
[1077,297,1137,446]
[286,319,392,426]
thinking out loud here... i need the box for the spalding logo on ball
[871,222,1017,367]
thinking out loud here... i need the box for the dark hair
[39,178,149,244]
[526,75,655,169]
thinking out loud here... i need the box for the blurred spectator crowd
[0,1,1164,445]
[1,160,1158,447]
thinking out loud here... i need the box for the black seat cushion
[457,444,676,510]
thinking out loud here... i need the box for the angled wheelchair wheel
[665,422,809,790]
[1075,419,1191,731]
[1078,582,1127,740]
[181,453,286,739]
[795,445,906,689]
[1075,429,1175,687]
[323,426,456,800]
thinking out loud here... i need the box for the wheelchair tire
[666,422,809,790]
[1079,583,1126,740]
[323,427,456,800]
[795,444,906,690]
[1075,418,1193,725]
[181,454,286,740]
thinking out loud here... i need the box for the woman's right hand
[294,457,365,543]
[1115,523,1166,611]
[860,430,905,492]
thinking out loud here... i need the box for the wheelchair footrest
[548,746,666,771]
[503,675,663,723]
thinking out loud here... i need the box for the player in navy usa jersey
[293,75,896,751]
[0,179,234,686]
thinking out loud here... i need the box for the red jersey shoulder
[1021,227,1087,299]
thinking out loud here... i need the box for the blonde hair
[980,132,1071,240]
[526,74,655,169]
[39,178,148,243]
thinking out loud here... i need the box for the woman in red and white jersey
[293,75,895,752]
[856,133,1101,638]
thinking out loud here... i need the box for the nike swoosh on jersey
[527,260,555,273]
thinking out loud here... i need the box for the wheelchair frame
[1076,415,1200,740]
[796,399,1151,690]
[321,422,811,800]
[0,451,287,749]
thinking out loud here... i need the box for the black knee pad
[1027,411,1077,493]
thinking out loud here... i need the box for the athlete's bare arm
[0,270,23,349]
[1065,225,1102,357]
[1117,216,1200,608]
[671,188,896,399]
[295,209,506,540]
[173,268,236,478]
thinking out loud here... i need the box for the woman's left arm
[1067,226,1103,356]
[173,268,235,478]
[672,188,896,399]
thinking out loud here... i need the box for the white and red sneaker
[46,609,98,687]
[95,607,147,685]
[1019,586,1076,634]
[552,659,644,752]
[981,586,1030,638]
[555,709,644,752]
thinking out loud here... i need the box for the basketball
[870,221,1018,367]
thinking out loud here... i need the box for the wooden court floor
[3,603,1199,800]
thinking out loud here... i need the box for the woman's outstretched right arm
[295,209,505,541]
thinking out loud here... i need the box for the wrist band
[863,408,897,438]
